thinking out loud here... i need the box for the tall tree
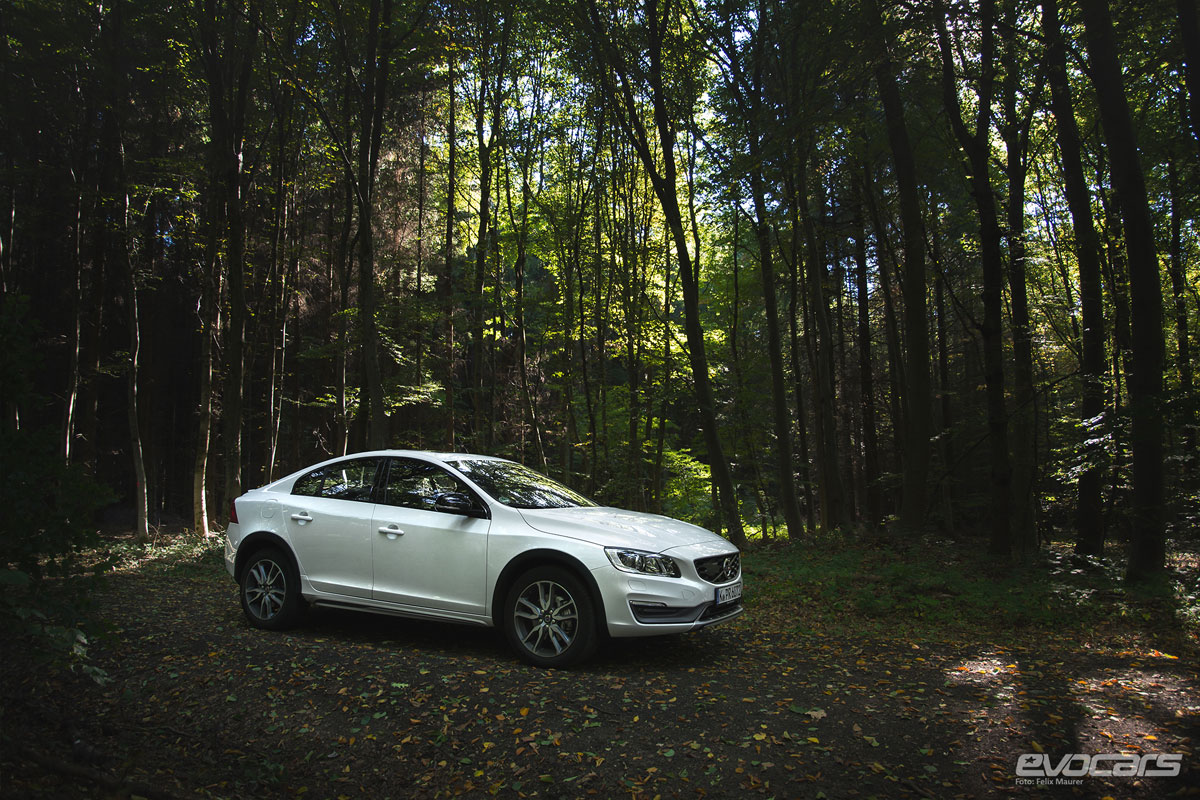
[194,0,257,514]
[442,36,459,450]
[935,0,1012,558]
[465,5,509,444]
[100,0,149,542]
[1079,0,1167,582]
[1179,0,1200,147]
[584,0,746,545]
[1000,0,1041,555]
[863,0,932,532]
[1042,0,1108,556]
[794,154,847,530]
[1167,156,1196,490]
[354,0,397,449]
[851,176,882,527]
[714,0,805,539]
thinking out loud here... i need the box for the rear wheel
[240,547,303,630]
[503,566,598,668]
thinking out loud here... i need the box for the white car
[224,451,743,667]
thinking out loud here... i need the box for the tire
[503,565,598,668]
[240,547,303,630]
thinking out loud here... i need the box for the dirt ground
[2,548,1198,799]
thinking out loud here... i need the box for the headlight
[605,548,681,578]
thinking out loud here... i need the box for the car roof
[256,450,512,493]
[344,450,508,462]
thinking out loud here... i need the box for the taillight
[229,499,239,524]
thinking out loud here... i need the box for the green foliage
[0,567,111,685]
[741,534,1195,638]
[0,296,114,683]
[105,526,224,577]
[659,448,713,527]
[0,427,114,579]
[0,298,114,579]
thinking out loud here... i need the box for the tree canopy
[2,0,1197,580]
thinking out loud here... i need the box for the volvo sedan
[224,451,744,667]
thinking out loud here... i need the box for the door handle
[377,525,404,539]
[291,512,312,522]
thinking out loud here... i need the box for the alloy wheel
[512,579,579,658]
[244,558,287,621]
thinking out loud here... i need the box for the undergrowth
[740,530,1200,648]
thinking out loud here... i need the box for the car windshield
[446,459,596,509]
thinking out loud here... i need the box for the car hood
[517,506,727,552]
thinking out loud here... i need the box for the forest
[1,0,1197,583]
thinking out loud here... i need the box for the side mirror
[434,491,487,518]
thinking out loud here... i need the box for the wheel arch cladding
[234,531,295,582]
[491,549,607,631]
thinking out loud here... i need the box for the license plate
[716,581,743,605]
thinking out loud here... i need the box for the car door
[371,457,491,615]
[285,457,383,599]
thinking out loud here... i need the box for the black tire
[503,565,598,668]
[240,547,304,630]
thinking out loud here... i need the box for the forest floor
[2,529,1199,799]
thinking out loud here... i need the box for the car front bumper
[593,559,744,637]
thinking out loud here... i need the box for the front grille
[699,599,743,622]
[695,552,740,584]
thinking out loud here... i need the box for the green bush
[0,296,112,578]
[0,295,113,683]
[0,427,113,578]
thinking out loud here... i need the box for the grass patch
[740,531,1200,645]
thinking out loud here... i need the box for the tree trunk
[125,238,148,544]
[356,0,393,450]
[653,256,672,511]
[935,0,1011,558]
[443,49,457,451]
[581,197,598,494]
[1043,0,1108,556]
[194,198,222,535]
[472,88,492,443]
[784,228,816,531]
[664,152,744,543]
[797,160,846,531]
[1080,0,1167,583]
[1001,4,1039,556]
[861,162,907,516]
[934,256,957,531]
[100,0,148,542]
[1178,0,1200,148]
[586,0,744,544]
[852,179,881,527]
[195,0,256,515]
[744,27,804,538]
[865,0,932,532]
[1168,157,1196,491]
[335,182,353,455]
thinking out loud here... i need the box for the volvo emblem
[719,555,737,582]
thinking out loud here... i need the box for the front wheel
[503,566,598,668]
[240,547,303,630]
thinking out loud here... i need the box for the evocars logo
[1015,752,1182,779]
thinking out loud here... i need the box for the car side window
[291,458,381,502]
[382,459,479,513]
